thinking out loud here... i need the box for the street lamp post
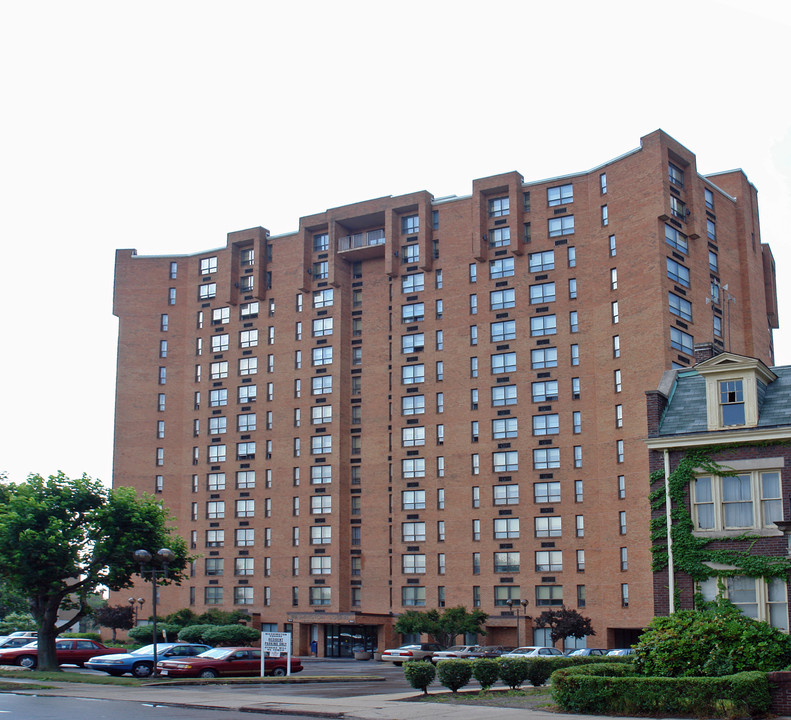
[134,548,175,675]
[506,599,530,647]
[128,596,145,625]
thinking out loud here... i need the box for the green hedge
[403,660,436,694]
[551,664,770,716]
[436,659,472,693]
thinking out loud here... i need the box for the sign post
[260,631,292,677]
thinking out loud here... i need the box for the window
[311,376,333,396]
[309,587,331,606]
[494,586,521,606]
[206,529,224,547]
[548,215,575,237]
[493,451,518,472]
[208,416,227,435]
[492,384,518,406]
[313,289,334,309]
[533,449,560,470]
[312,318,333,337]
[402,489,426,510]
[670,327,694,354]
[536,585,563,606]
[489,196,509,217]
[402,395,425,415]
[668,161,684,188]
[490,288,515,310]
[471,389,479,410]
[310,526,331,545]
[468,263,477,283]
[200,257,218,274]
[436,330,443,350]
[468,294,478,315]
[436,393,444,413]
[492,417,518,439]
[619,547,628,571]
[531,381,557,402]
[572,376,581,399]
[235,499,255,518]
[206,501,224,519]
[718,379,745,425]
[568,278,577,299]
[492,352,516,374]
[577,550,586,571]
[237,385,256,404]
[665,224,688,253]
[705,187,715,209]
[401,243,420,263]
[535,516,561,537]
[241,248,254,266]
[569,311,579,333]
[490,227,510,247]
[527,250,554,273]
[402,522,426,542]
[310,495,332,515]
[611,301,619,324]
[436,360,444,381]
[204,587,223,605]
[616,439,625,464]
[618,475,626,499]
[437,487,445,509]
[533,414,559,436]
[570,344,580,366]
[240,275,254,292]
[402,426,425,447]
[669,292,692,321]
[573,411,582,434]
[493,518,520,539]
[402,586,425,607]
[401,214,419,235]
[615,404,623,428]
[402,458,426,478]
[169,261,178,278]
[536,551,562,572]
[402,302,425,323]
[601,205,608,226]
[199,283,217,300]
[401,273,424,293]
[159,340,168,358]
[210,334,229,354]
[435,269,443,288]
[531,347,557,369]
[237,413,256,432]
[402,554,426,574]
[609,234,616,256]
[213,307,230,324]
[600,172,607,194]
[489,258,515,279]
[619,510,627,534]
[311,465,332,484]
[547,184,573,206]
[402,333,425,353]
[240,301,259,319]
[207,445,226,463]
[311,347,333,367]
[529,315,556,337]
[698,575,787,630]
[311,435,332,455]
[670,195,687,220]
[576,515,584,537]
[493,484,519,505]
[709,250,718,273]
[494,552,520,573]
[693,471,781,531]
[568,246,576,267]
[239,330,258,348]
[530,282,555,304]
[236,471,255,489]
[614,369,622,392]
[491,320,516,342]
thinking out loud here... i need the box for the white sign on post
[260,631,292,677]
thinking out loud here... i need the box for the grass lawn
[410,686,556,710]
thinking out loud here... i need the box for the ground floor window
[698,575,788,631]
[323,624,378,658]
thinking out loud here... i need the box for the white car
[380,643,445,665]
[501,646,563,658]
[431,645,482,663]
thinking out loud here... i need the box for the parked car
[501,646,563,658]
[8,631,37,639]
[157,647,303,678]
[476,646,515,658]
[86,642,211,677]
[567,648,609,656]
[0,638,122,669]
[430,645,482,663]
[0,636,39,650]
[606,648,635,656]
[380,643,445,665]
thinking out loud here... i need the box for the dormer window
[720,380,745,426]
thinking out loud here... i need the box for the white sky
[1,0,790,486]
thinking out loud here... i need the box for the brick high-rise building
[113,130,778,655]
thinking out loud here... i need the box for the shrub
[633,604,791,677]
[0,612,36,634]
[201,624,260,646]
[403,660,436,695]
[60,632,101,641]
[177,623,216,643]
[471,658,499,690]
[497,656,530,689]
[127,625,160,643]
[436,659,472,693]
[551,665,769,717]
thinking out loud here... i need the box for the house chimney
[694,342,717,364]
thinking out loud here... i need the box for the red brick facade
[112,130,777,655]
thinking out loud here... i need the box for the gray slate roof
[658,365,791,436]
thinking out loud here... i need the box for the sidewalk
[4,678,579,719]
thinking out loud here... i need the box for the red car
[0,639,122,669]
[157,646,303,678]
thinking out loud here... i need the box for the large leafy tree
[394,606,488,648]
[534,606,595,645]
[0,472,188,670]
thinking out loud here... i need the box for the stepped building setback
[113,130,779,656]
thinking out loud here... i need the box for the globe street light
[134,548,175,675]
[506,599,530,647]
[127,596,145,625]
